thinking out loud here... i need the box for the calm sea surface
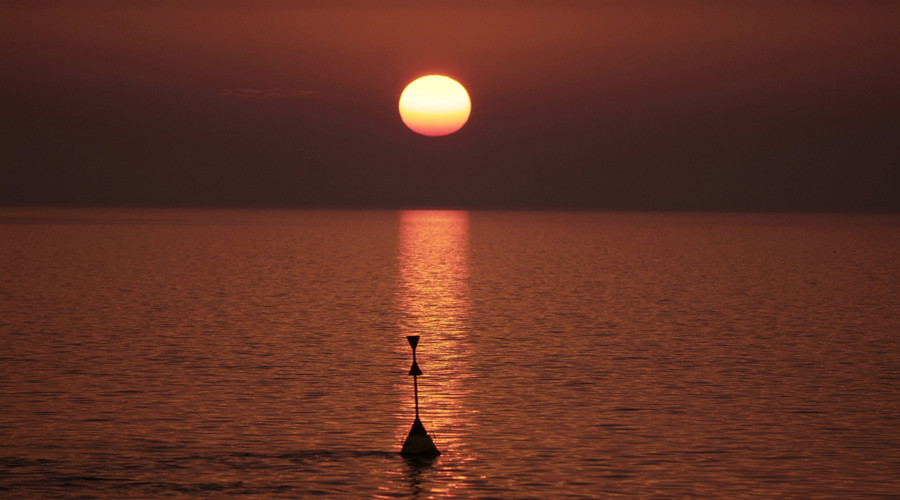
[1,208,899,498]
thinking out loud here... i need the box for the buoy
[400,335,440,457]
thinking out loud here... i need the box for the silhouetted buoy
[400,335,440,457]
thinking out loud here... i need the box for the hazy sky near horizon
[2,1,898,210]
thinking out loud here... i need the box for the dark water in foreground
[1,208,899,498]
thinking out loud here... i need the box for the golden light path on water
[394,210,475,487]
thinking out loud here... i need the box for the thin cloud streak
[217,88,320,99]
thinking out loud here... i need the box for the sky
[2,0,898,211]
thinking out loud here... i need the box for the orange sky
[2,1,898,209]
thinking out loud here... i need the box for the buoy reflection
[396,210,473,458]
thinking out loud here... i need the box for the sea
[1,208,898,498]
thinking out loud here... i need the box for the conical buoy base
[400,418,440,457]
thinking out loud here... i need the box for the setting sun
[398,75,471,137]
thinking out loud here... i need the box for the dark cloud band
[218,88,320,99]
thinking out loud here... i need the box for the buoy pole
[413,368,420,419]
[401,335,440,457]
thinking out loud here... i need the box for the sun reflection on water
[395,210,473,461]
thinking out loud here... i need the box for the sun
[399,75,471,137]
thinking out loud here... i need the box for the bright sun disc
[399,75,471,136]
